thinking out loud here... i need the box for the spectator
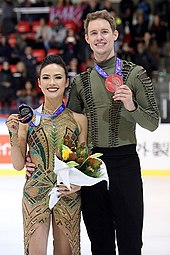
[132,9,149,47]
[109,8,124,53]
[63,28,78,64]
[16,80,38,108]
[135,0,151,27]
[12,61,27,98]
[20,46,37,86]
[0,61,14,113]
[67,57,79,83]
[102,0,114,12]
[119,41,134,62]
[49,16,67,50]
[82,0,102,26]
[1,0,17,35]
[119,0,134,29]
[150,13,168,49]
[11,34,27,64]
[143,31,160,66]
[154,0,170,31]
[34,18,53,51]
[81,0,102,22]
[132,40,157,77]
[0,36,13,63]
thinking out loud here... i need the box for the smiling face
[85,18,118,62]
[38,63,69,107]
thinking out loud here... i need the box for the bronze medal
[105,74,123,92]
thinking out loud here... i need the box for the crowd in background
[0,0,170,114]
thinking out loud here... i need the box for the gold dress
[22,108,81,255]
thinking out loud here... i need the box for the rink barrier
[0,169,170,176]
[0,169,25,175]
[1,120,170,175]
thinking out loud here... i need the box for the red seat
[63,20,77,31]
[48,21,54,27]
[10,64,17,73]
[17,21,30,33]
[0,100,3,110]
[8,35,16,47]
[25,33,35,40]
[10,100,17,110]
[32,21,40,33]
[47,48,60,55]
[32,49,46,62]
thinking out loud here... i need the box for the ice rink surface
[0,174,170,255]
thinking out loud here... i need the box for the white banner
[0,120,170,171]
[136,124,170,170]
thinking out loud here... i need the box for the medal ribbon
[33,102,65,119]
[29,102,65,127]
[94,57,123,78]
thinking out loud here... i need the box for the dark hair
[39,54,68,78]
[84,9,116,34]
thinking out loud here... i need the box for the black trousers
[81,145,143,255]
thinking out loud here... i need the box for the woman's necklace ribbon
[94,57,123,92]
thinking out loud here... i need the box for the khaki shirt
[67,56,160,147]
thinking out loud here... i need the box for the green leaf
[62,144,71,151]
[89,153,103,159]
[67,161,80,167]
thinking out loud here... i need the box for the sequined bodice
[28,108,78,172]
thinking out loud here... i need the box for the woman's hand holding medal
[5,114,20,134]
[6,104,33,135]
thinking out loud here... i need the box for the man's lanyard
[94,57,123,93]
[94,57,123,78]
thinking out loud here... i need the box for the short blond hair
[84,9,116,34]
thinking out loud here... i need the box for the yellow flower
[59,136,103,178]
[89,166,94,172]
[62,148,72,161]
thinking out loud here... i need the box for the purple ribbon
[33,102,65,118]
[94,57,123,78]
[29,102,65,127]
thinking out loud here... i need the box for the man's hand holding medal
[107,74,136,112]
[95,58,136,112]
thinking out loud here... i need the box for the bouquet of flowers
[48,133,109,209]
[57,133,103,178]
